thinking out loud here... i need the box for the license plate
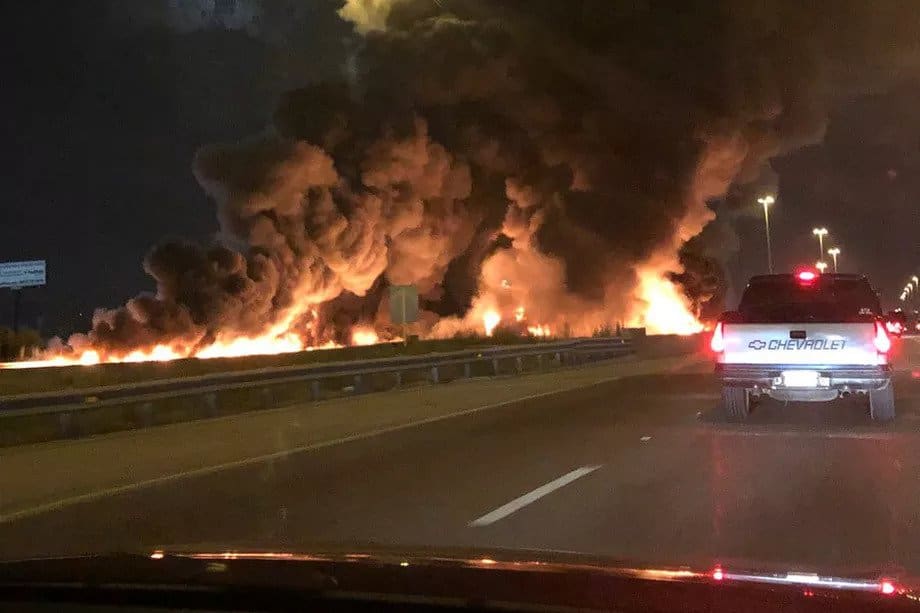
[782,370,820,387]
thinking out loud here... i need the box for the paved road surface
[3,365,920,575]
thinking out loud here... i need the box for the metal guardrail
[0,337,633,438]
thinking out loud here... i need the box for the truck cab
[711,271,895,421]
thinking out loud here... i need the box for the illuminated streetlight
[816,261,828,273]
[812,227,828,260]
[827,247,840,273]
[757,195,775,273]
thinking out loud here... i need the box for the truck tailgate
[721,322,881,365]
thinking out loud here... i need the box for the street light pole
[757,195,775,273]
[816,261,828,273]
[827,247,840,273]
[812,227,828,261]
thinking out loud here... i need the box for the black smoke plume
[67,1,920,355]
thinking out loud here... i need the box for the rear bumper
[716,363,891,391]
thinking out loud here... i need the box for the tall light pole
[827,247,840,273]
[757,195,775,273]
[812,227,828,260]
[816,261,828,273]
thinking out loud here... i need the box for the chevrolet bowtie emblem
[748,340,767,350]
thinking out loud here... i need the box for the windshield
[3,1,920,603]
[738,277,882,322]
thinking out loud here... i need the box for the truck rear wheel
[722,386,750,420]
[869,382,895,422]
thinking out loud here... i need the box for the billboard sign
[389,284,418,324]
[0,260,46,289]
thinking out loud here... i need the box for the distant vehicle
[711,271,895,421]
[886,310,907,337]
[892,309,920,336]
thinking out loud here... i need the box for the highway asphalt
[3,362,920,576]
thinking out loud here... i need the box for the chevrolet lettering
[747,339,847,350]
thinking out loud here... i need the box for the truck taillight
[874,321,892,354]
[710,322,725,353]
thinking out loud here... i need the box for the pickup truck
[711,271,895,421]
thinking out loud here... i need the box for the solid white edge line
[0,377,621,524]
[469,465,602,527]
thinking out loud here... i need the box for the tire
[869,381,896,422]
[722,386,750,420]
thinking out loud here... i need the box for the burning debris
[8,0,920,367]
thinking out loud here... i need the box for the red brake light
[880,580,896,595]
[797,270,817,283]
[712,566,724,581]
[874,321,892,354]
[710,322,725,353]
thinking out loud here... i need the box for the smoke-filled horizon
[50,1,920,357]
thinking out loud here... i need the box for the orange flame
[3,261,703,370]
[483,310,501,336]
[630,267,703,335]
[527,324,551,337]
[0,325,347,369]
[350,327,379,346]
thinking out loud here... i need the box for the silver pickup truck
[711,271,895,421]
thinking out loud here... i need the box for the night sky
[1,1,917,337]
[726,85,920,306]
[1,1,349,335]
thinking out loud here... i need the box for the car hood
[1,543,916,612]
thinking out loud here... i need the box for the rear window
[738,276,881,323]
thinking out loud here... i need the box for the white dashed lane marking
[469,465,602,527]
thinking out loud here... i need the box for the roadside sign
[0,260,46,289]
[389,284,418,325]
